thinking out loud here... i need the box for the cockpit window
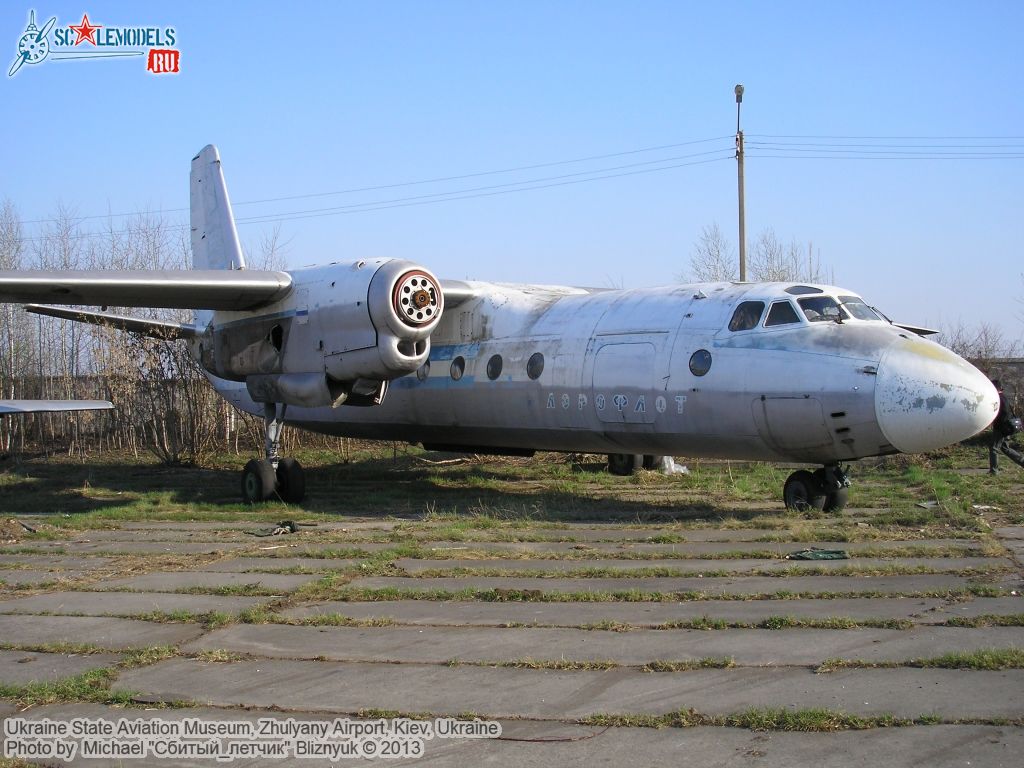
[764,300,801,327]
[798,296,843,323]
[838,295,883,321]
[728,301,765,331]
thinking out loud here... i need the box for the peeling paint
[925,395,947,412]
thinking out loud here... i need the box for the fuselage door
[592,342,657,424]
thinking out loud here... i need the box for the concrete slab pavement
[113,659,1024,720]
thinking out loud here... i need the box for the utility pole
[735,84,746,282]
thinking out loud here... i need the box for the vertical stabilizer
[190,145,246,272]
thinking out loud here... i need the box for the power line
[746,134,1024,140]
[747,153,1024,160]
[21,135,732,226]
[13,152,735,245]
[748,141,1024,149]
[237,155,735,226]
[234,147,734,225]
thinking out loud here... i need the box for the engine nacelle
[323,259,442,383]
[205,258,443,409]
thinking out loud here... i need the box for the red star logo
[68,13,102,46]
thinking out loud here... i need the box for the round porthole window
[486,354,503,380]
[527,352,544,380]
[416,361,430,382]
[689,349,712,377]
[450,356,465,381]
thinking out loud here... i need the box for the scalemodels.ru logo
[8,9,179,77]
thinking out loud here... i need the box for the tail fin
[190,145,246,272]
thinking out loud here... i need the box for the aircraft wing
[24,305,197,340]
[0,400,114,415]
[439,279,478,308]
[0,270,293,310]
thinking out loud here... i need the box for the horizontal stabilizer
[0,400,113,415]
[0,270,292,310]
[24,305,197,340]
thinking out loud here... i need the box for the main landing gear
[783,465,850,513]
[607,454,660,475]
[241,403,306,505]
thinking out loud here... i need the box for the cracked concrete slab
[0,650,123,686]
[0,591,272,617]
[0,704,1020,768]
[1,540,251,556]
[182,622,1024,667]
[0,569,86,586]
[281,597,947,627]
[419,538,983,556]
[89,571,321,593]
[0,615,204,649]
[346,573,977,596]
[202,557,361,573]
[393,557,1006,575]
[929,596,1024,620]
[67,529,250,543]
[113,658,1024,719]
[0,555,112,570]
[109,520,397,531]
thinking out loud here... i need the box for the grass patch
[817,648,1024,672]
[641,657,735,672]
[284,613,396,628]
[326,585,1011,604]
[0,668,133,708]
[485,658,619,671]
[581,707,940,731]
[943,614,1024,628]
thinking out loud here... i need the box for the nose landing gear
[783,464,849,513]
[241,402,306,505]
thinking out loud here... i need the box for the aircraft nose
[874,337,999,454]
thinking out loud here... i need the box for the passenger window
[728,301,765,331]
[764,301,801,327]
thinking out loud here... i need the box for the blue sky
[2,1,1022,338]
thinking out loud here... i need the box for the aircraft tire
[242,459,277,504]
[276,457,306,505]
[823,487,849,513]
[812,468,850,513]
[607,453,636,476]
[783,470,827,512]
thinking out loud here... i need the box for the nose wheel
[240,403,306,504]
[784,465,849,513]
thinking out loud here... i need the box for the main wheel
[275,457,306,505]
[608,453,636,476]
[823,486,849,513]
[813,468,850,513]
[242,459,277,504]
[783,470,827,512]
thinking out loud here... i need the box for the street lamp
[735,84,746,282]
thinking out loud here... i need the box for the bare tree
[686,223,737,282]
[687,223,829,285]
[749,228,826,283]
[939,321,1018,367]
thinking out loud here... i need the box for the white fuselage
[204,267,999,464]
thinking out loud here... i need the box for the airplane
[0,145,999,511]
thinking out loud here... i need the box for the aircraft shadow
[0,454,778,524]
